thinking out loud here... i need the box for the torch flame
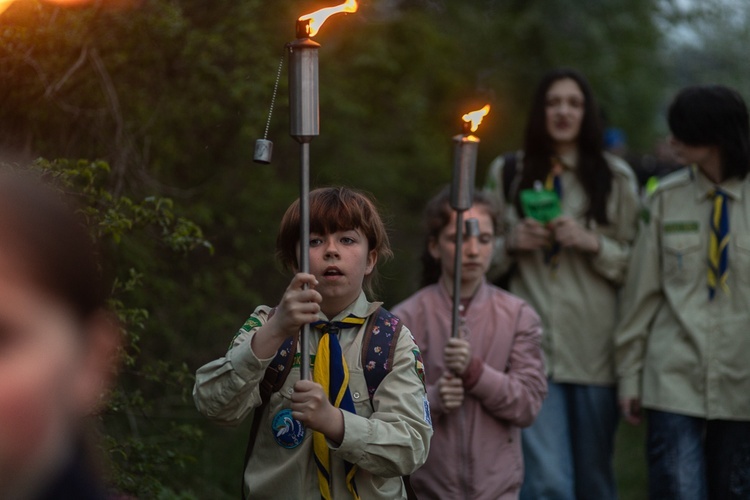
[462,104,491,133]
[0,0,14,16]
[299,0,358,38]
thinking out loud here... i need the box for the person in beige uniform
[484,69,640,500]
[616,85,750,499]
[193,187,431,499]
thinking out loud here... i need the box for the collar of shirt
[557,150,579,171]
[692,164,745,202]
[315,290,381,323]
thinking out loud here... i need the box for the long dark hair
[516,68,613,225]
[420,186,499,287]
[668,85,750,180]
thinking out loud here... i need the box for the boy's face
[669,135,720,171]
[305,228,376,318]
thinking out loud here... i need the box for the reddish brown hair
[276,187,393,296]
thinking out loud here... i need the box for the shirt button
[353,391,361,400]
[287,387,294,395]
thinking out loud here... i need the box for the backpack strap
[502,151,519,202]
[240,310,297,500]
[494,152,522,291]
[360,306,403,403]
[360,307,419,499]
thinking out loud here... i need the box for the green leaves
[27,157,210,497]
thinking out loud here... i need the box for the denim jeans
[520,380,619,500]
[647,410,750,500]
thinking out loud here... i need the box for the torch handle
[451,209,465,339]
[299,142,311,380]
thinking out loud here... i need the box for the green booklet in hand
[519,188,562,224]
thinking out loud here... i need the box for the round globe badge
[271,408,305,449]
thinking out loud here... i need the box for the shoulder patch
[229,316,264,350]
[241,316,263,333]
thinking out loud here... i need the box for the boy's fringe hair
[276,187,393,297]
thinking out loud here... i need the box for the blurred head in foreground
[0,170,120,498]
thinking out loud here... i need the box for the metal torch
[449,121,480,338]
[288,19,320,380]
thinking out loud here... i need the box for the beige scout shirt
[193,291,432,499]
[616,167,750,420]
[484,151,640,385]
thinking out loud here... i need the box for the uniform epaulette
[603,152,636,180]
[649,167,692,196]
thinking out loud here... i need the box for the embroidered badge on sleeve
[412,349,426,389]
[423,396,432,427]
[228,316,263,349]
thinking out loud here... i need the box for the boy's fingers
[289,272,319,290]
[293,379,319,392]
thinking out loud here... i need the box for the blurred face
[0,249,113,493]
[545,78,586,147]
[669,135,719,169]
[429,205,495,293]
[307,229,376,317]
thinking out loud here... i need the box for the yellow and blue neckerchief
[708,188,730,300]
[311,315,366,500]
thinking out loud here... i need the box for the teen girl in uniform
[484,68,640,500]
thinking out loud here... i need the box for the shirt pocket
[347,371,373,418]
[733,234,750,284]
[662,233,702,284]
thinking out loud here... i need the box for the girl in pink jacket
[393,187,547,499]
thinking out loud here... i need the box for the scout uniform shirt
[193,291,432,499]
[616,166,750,420]
[484,151,640,385]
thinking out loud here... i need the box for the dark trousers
[648,410,750,500]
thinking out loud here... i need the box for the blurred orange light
[1,0,133,16]
[299,0,357,38]
[0,0,16,15]
[462,104,491,133]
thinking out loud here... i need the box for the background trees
[1,0,746,497]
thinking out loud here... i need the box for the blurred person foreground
[0,169,120,499]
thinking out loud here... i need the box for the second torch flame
[462,104,491,133]
[299,0,358,38]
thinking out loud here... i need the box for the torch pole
[450,123,479,338]
[289,23,320,380]
[299,142,312,380]
[451,209,466,339]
